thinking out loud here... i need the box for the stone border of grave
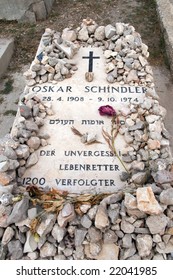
[156,0,173,78]
[0,0,55,23]
[0,20,173,260]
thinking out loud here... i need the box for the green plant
[0,96,4,104]
[4,110,17,116]
[0,79,14,95]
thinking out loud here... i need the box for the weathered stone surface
[104,229,118,243]
[27,137,41,150]
[24,231,37,253]
[37,214,56,237]
[136,234,153,257]
[122,234,132,248]
[7,196,29,225]
[88,227,102,243]
[58,203,76,227]
[89,242,102,256]
[146,214,169,234]
[1,226,15,245]
[15,144,30,159]
[78,26,89,41]
[160,188,173,205]
[95,205,110,230]
[105,24,116,39]
[153,170,173,184]
[94,26,105,41]
[156,238,173,254]
[75,229,87,247]
[81,215,92,229]
[62,28,77,42]
[124,193,137,210]
[40,242,56,258]
[25,152,39,168]
[131,172,148,185]
[52,224,66,242]
[0,172,11,186]
[20,105,32,119]
[96,243,119,260]
[121,219,135,234]
[7,240,23,260]
[136,186,162,215]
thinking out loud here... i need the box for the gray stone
[116,22,124,35]
[153,170,173,184]
[52,224,66,242]
[0,185,13,197]
[8,240,23,260]
[87,205,98,220]
[15,144,30,159]
[88,227,102,243]
[122,234,132,248]
[40,242,56,258]
[156,238,173,254]
[105,24,116,39]
[7,196,29,225]
[20,105,32,119]
[54,254,66,260]
[78,26,89,41]
[27,252,39,260]
[74,246,84,260]
[37,214,56,237]
[122,243,136,260]
[101,192,123,205]
[121,219,135,234]
[104,229,118,243]
[3,147,17,160]
[160,188,173,205]
[146,214,169,234]
[128,121,144,131]
[24,231,38,253]
[26,152,39,168]
[1,226,14,245]
[63,248,73,257]
[58,203,76,227]
[131,172,148,185]
[25,120,39,132]
[0,245,7,260]
[108,206,120,224]
[80,215,92,229]
[75,229,87,246]
[28,208,37,220]
[0,228,4,238]
[136,234,153,257]
[94,26,105,41]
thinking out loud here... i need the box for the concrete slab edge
[156,0,173,78]
[0,38,14,78]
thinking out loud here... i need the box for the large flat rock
[0,38,14,78]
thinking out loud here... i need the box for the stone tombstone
[12,21,158,194]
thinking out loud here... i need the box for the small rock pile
[0,96,53,188]
[24,19,153,87]
[0,20,173,259]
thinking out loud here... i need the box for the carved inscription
[22,47,148,193]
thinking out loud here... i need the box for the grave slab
[15,47,148,194]
[0,38,14,78]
